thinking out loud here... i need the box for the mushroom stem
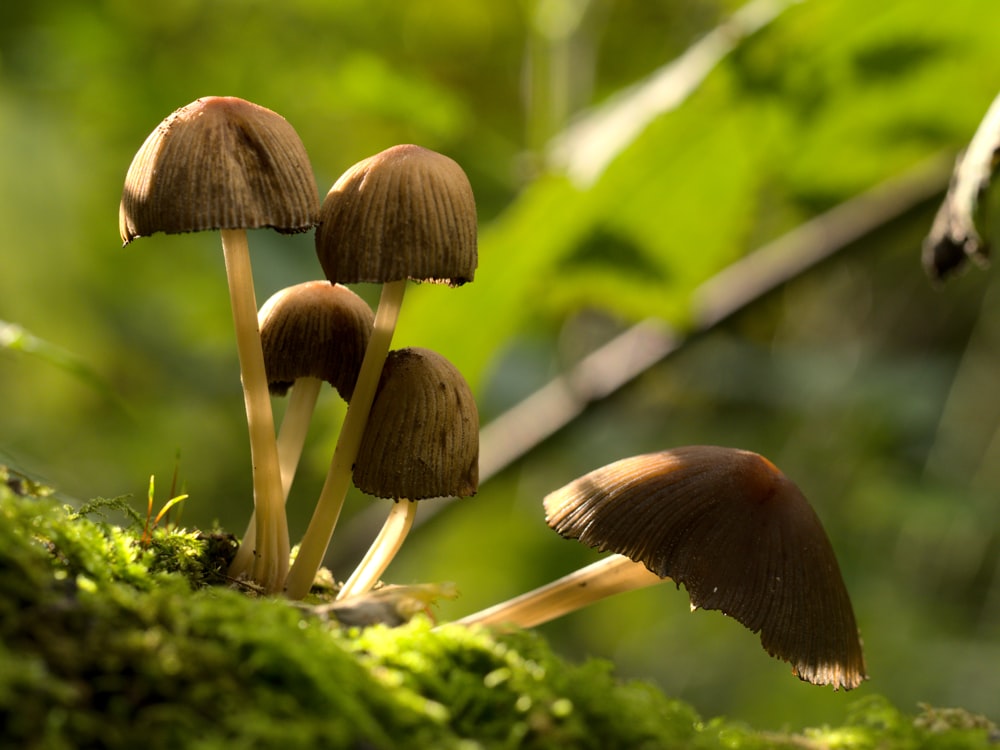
[455,554,663,628]
[336,499,417,601]
[275,375,323,498]
[284,279,407,599]
[220,228,290,593]
[233,375,323,559]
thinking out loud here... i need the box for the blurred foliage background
[3,0,1000,730]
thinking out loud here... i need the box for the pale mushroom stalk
[336,498,418,601]
[220,229,290,592]
[233,374,322,560]
[456,554,662,628]
[274,376,323,496]
[284,280,405,599]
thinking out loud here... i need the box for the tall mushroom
[457,446,867,690]
[336,347,478,600]
[230,280,374,574]
[119,96,319,593]
[285,144,477,599]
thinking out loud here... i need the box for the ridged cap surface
[354,347,479,499]
[120,96,319,244]
[258,281,374,400]
[543,446,867,690]
[315,144,477,286]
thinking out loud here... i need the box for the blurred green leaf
[401,0,1000,389]
[0,319,127,412]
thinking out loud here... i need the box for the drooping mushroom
[230,281,374,573]
[285,145,477,599]
[457,446,867,690]
[119,96,319,593]
[336,347,478,600]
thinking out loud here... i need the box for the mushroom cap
[120,96,319,244]
[543,446,867,690]
[258,281,374,400]
[315,144,477,286]
[354,347,479,500]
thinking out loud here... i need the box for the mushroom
[336,347,478,600]
[120,96,319,593]
[230,281,374,574]
[284,144,477,599]
[457,446,867,690]
[259,280,375,494]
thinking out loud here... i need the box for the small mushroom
[457,446,867,690]
[231,281,374,573]
[336,347,478,600]
[260,281,374,401]
[119,96,319,593]
[285,145,477,598]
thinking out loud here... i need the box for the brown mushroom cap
[120,96,319,244]
[258,281,374,400]
[354,347,479,500]
[315,144,477,286]
[543,446,867,690]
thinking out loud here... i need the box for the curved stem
[455,554,663,628]
[233,375,322,562]
[220,228,289,593]
[336,499,418,600]
[284,280,407,599]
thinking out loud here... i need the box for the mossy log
[0,469,995,749]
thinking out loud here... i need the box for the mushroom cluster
[120,97,867,693]
[120,99,479,598]
[283,144,479,599]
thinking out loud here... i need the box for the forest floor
[1,466,996,749]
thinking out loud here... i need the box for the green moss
[0,475,996,749]
[348,620,702,748]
